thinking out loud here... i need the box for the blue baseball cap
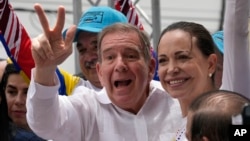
[212,30,224,54]
[63,6,128,42]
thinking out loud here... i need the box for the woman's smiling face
[157,29,216,101]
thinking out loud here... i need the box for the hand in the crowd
[31,3,76,70]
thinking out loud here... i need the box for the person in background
[26,3,181,141]
[0,63,45,141]
[186,90,250,141]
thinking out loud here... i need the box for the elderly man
[26,4,181,141]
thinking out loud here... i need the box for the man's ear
[96,62,104,86]
[148,57,156,80]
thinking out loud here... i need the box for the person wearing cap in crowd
[1,0,161,96]
[26,3,181,141]
[66,5,162,90]
[65,6,128,91]
[63,5,162,91]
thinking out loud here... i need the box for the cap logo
[82,11,104,23]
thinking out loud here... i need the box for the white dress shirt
[27,70,182,141]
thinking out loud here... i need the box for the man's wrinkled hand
[31,3,76,70]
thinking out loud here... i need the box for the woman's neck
[179,99,190,117]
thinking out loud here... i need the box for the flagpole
[72,0,82,74]
[151,0,161,50]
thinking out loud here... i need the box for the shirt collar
[96,88,112,104]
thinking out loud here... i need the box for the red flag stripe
[0,0,34,79]
[114,0,144,30]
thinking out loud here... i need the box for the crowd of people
[0,0,250,141]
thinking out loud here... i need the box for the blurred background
[1,0,224,74]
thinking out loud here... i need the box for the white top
[27,70,182,141]
[175,117,187,141]
[176,0,250,140]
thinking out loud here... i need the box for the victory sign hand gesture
[31,3,76,70]
[31,3,76,85]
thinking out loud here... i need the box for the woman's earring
[209,73,212,77]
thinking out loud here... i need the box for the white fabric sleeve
[221,0,250,98]
[26,69,81,141]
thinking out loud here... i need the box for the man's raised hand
[31,3,76,70]
[31,3,76,85]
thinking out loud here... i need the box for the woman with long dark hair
[0,63,45,141]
